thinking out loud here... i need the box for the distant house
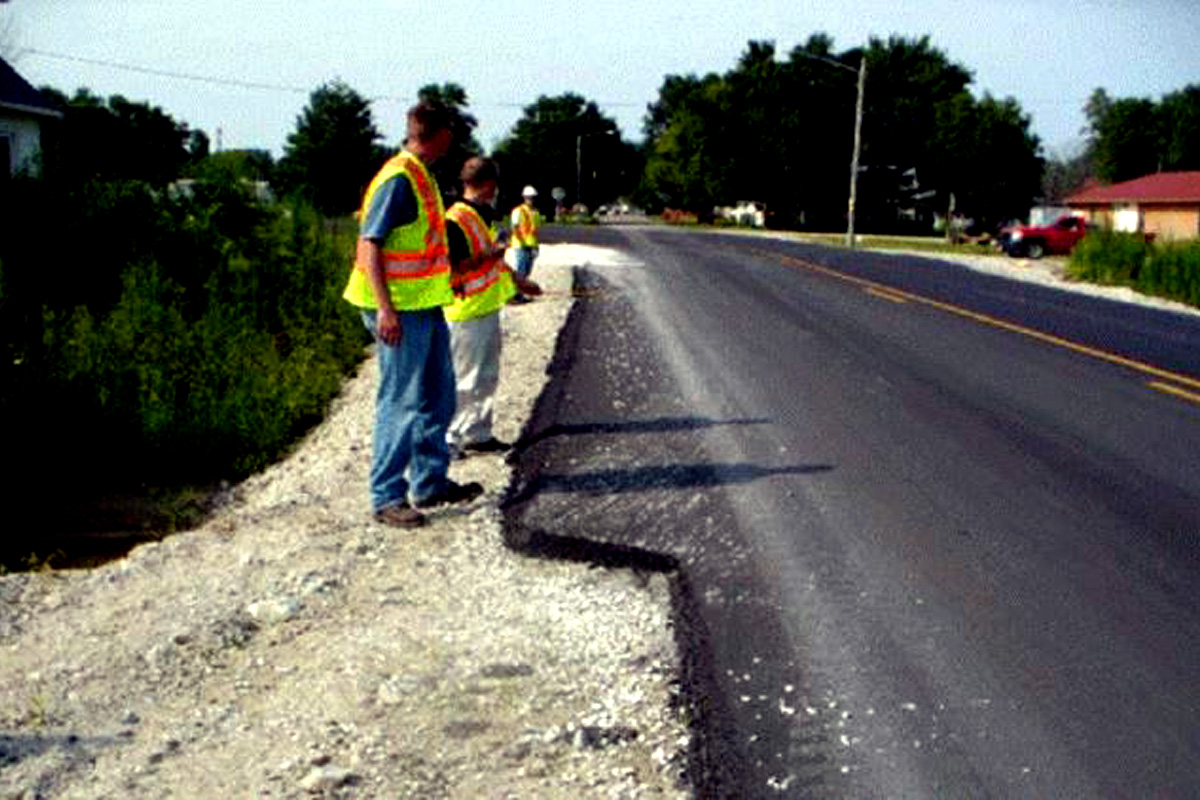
[0,55,62,179]
[1065,171,1200,242]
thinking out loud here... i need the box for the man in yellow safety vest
[342,101,483,528]
[444,157,541,458]
[508,185,542,302]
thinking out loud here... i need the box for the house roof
[1066,171,1200,206]
[0,55,62,118]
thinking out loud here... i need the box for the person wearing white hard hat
[508,185,542,302]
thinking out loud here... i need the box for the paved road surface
[504,226,1200,798]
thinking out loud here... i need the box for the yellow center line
[765,250,1200,393]
[1147,381,1200,406]
[866,287,909,304]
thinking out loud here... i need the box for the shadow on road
[514,414,772,450]
[507,461,833,503]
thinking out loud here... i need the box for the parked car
[998,214,1094,259]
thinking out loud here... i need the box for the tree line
[1043,86,1200,200]
[637,35,1047,233]
[27,35,1198,233]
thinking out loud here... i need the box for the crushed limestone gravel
[0,245,692,799]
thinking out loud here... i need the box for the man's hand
[360,237,403,346]
[376,305,403,346]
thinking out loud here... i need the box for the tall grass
[1141,241,1200,307]
[1068,230,1200,308]
[1,175,366,542]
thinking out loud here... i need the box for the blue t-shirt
[360,173,419,241]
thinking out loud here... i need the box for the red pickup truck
[999,215,1094,259]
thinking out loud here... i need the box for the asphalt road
[503,225,1200,799]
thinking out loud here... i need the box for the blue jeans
[361,308,455,511]
[513,246,538,280]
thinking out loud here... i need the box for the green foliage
[1084,84,1200,183]
[932,93,1044,230]
[1067,230,1153,284]
[1068,233,1200,307]
[640,73,732,215]
[276,80,385,216]
[38,88,202,185]
[188,148,275,183]
[493,94,640,213]
[1140,241,1200,307]
[0,174,366,512]
[639,35,1042,233]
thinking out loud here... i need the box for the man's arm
[359,175,420,346]
[360,237,402,345]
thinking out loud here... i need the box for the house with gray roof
[0,55,62,178]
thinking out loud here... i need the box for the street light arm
[796,50,858,75]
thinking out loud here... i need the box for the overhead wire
[23,47,642,110]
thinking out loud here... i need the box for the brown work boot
[373,503,427,529]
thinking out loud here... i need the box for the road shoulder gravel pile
[0,245,691,799]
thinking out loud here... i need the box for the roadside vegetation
[1069,232,1200,307]
[0,174,365,570]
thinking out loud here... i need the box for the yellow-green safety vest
[342,151,455,311]
[511,203,541,249]
[444,202,517,322]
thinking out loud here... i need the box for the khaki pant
[447,312,502,449]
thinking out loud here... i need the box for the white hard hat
[522,185,538,197]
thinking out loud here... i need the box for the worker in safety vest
[508,185,542,302]
[342,101,483,528]
[444,157,541,458]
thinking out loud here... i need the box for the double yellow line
[768,250,1200,407]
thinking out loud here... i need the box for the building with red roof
[1066,171,1200,242]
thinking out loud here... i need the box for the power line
[24,47,645,111]
[25,47,313,94]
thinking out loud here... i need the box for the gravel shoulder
[0,246,691,799]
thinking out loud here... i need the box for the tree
[640,35,1043,233]
[1158,85,1200,171]
[277,80,383,216]
[188,148,275,184]
[933,93,1043,230]
[1082,84,1200,183]
[38,88,200,186]
[494,94,637,212]
[1087,96,1161,183]
[640,73,731,213]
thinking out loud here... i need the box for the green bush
[1,174,366,504]
[1067,230,1154,284]
[1067,230,1200,308]
[1141,241,1200,307]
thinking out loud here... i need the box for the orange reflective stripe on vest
[445,201,516,321]
[342,151,454,310]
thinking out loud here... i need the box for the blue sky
[4,0,1198,159]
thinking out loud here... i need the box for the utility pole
[576,130,617,211]
[846,56,866,249]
